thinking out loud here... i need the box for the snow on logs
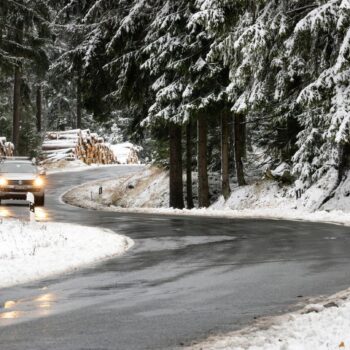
[0,137,14,157]
[42,129,115,165]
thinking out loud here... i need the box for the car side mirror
[39,169,46,176]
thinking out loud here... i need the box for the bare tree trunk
[221,111,231,199]
[169,123,184,209]
[234,113,247,186]
[12,66,21,153]
[76,68,82,129]
[197,115,209,207]
[36,84,42,133]
[186,122,194,209]
[12,21,23,154]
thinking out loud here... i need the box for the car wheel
[34,194,45,207]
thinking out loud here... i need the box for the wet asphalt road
[1,165,350,349]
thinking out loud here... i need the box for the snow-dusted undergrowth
[0,220,133,288]
[63,166,350,224]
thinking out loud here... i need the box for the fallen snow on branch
[0,220,133,288]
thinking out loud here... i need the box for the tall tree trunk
[169,123,184,209]
[12,21,23,154]
[197,115,209,207]
[186,122,194,209]
[76,68,82,129]
[36,84,42,133]
[221,111,231,199]
[234,113,247,186]
[12,65,21,153]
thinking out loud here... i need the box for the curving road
[1,166,350,350]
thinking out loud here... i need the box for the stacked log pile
[42,129,115,165]
[110,142,141,164]
[0,137,14,157]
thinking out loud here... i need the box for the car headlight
[0,177,7,186]
[34,177,44,187]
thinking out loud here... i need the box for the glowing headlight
[0,177,7,186]
[34,177,44,187]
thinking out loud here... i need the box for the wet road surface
[1,165,350,349]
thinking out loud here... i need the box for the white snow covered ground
[62,166,350,227]
[0,220,133,288]
[188,289,350,350]
[63,166,169,209]
[44,160,142,175]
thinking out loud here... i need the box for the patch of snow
[0,220,133,288]
[270,162,291,178]
[63,166,169,209]
[46,161,140,175]
[187,291,350,350]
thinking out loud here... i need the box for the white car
[0,157,46,206]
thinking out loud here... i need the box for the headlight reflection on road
[33,292,57,317]
[0,208,11,218]
[34,207,49,221]
[0,300,23,319]
[34,293,57,309]
[0,292,57,322]
[0,311,24,319]
[4,300,17,309]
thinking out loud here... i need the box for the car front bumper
[0,186,44,200]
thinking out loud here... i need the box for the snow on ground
[62,165,350,227]
[63,166,169,209]
[43,159,90,174]
[187,288,350,350]
[0,220,133,288]
[44,159,140,175]
[63,166,224,209]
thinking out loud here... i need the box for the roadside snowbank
[188,288,350,350]
[44,159,88,174]
[62,166,350,227]
[0,220,133,288]
[63,166,169,209]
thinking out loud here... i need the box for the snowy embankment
[0,220,133,288]
[188,289,350,350]
[62,166,350,227]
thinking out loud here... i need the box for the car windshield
[0,162,36,174]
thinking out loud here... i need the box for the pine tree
[0,0,51,153]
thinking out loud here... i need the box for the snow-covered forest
[1,0,350,209]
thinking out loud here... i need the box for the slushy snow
[0,220,133,288]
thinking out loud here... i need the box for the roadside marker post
[26,192,35,222]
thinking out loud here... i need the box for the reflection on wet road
[0,291,58,325]
[0,201,49,221]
